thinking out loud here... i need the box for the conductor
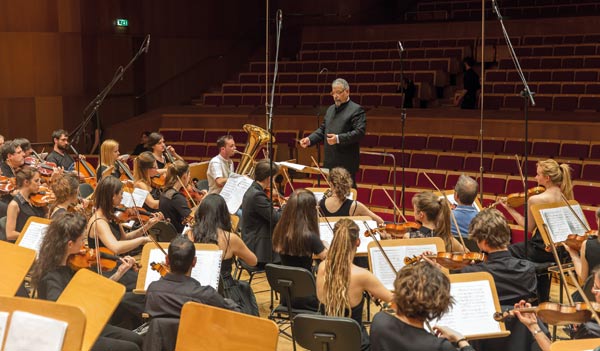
[299,78,366,185]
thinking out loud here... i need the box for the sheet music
[276,161,308,172]
[17,220,49,255]
[4,311,67,351]
[434,280,501,337]
[540,205,587,243]
[121,187,149,208]
[0,311,8,349]
[318,220,378,254]
[220,173,254,214]
[144,248,222,290]
[370,244,438,290]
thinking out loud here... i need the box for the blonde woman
[96,139,129,181]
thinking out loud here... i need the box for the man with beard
[46,129,77,171]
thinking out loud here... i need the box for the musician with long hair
[5,166,46,241]
[272,188,327,311]
[370,261,476,351]
[96,139,128,181]
[49,173,81,219]
[319,167,383,225]
[158,160,192,234]
[188,194,258,315]
[316,218,393,350]
[31,212,143,351]
[146,132,183,173]
[409,191,465,252]
[500,159,573,301]
[133,151,161,211]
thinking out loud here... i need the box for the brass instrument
[236,124,273,176]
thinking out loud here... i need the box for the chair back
[148,221,179,242]
[176,301,278,351]
[292,314,362,351]
[265,264,316,300]
[78,183,95,199]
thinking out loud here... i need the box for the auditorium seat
[415,169,446,190]
[531,139,561,158]
[370,186,399,209]
[360,152,384,166]
[581,161,600,182]
[477,174,508,196]
[452,136,479,153]
[356,185,372,204]
[391,168,418,188]
[590,143,600,159]
[464,154,493,172]
[426,135,453,151]
[492,155,520,175]
[184,143,207,158]
[504,139,532,156]
[361,166,390,185]
[410,151,438,169]
[573,181,600,206]
[181,129,205,143]
[159,129,182,142]
[204,130,228,143]
[437,153,465,171]
[505,176,537,195]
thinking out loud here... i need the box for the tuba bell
[236,124,274,176]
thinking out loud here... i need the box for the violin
[24,157,57,178]
[364,222,421,239]
[265,186,287,207]
[68,246,119,272]
[113,206,152,224]
[30,185,55,207]
[150,173,166,189]
[504,186,546,208]
[116,157,134,182]
[545,230,598,252]
[404,252,486,270]
[493,301,600,325]
[0,176,15,194]
[150,261,170,277]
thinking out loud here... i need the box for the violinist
[5,166,46,241]
[410,191,465,252]
[241,159,283,268]
[370,261,476,351]
[187,194,258,315]
[30,213,143,351]
[316,218,393,351]
[462,209,537,305]
[207,135,236,194]
[512,267,600,351]
[49,173,82,219]
[450,175,479,238]
[13,138,33,157]
[0,140,25,178]
[96,139,128,181]
[319,167,383,225]
[564,208,600,285]
[272,189,327,312]
[132,151,161,212]
[158,160,192,234]
[500,159,574,302]
[146,132,183,173]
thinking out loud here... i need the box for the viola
[150,261,170,277]
[505,186,546,208]
[493,301,600,325]
[404,252,486,270]
[364,222,421,239]
[181,184,204,209]
[114,206,151,224]
[68,246,119,272]
[0,176,15,194]
[30,185,55,207]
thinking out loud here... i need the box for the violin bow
[363,221,397,275]
[515,154,527,191]
[310,156,334,191]
[566,269,600,325]
[130,194,168,257]
[542,223,575,306]
[382,188,409,223]
[176,175,198,208]
[281,166,295,194]
[559,193,591,232]
[421,172,468,251]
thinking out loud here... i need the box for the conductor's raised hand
[299,137,310,148]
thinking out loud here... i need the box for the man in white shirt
[207,135,236,194]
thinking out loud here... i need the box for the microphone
[491,0,501,16]
[319,68,328,74]
[397,41,405,53]
[277,9,283,26]
[143,35,151,53]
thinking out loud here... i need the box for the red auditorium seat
[184,143,207,158]
[370,186,400,209]
[452,136,479,152]
[573,181,600,207]
[426,135,453,151]
[505,176,537,195]
[560,140,590,159]
[410,151,438,169]
[445,171,478,190]
[492,155,520,175]
[579,96,600,111]
[437,153,465,171]
[360,152,384,166]
[170,142,185,156]
[477,174,507,196]
[415,170,446,189]
[582,205,599,231]
[581,161,600,182]
[590,143,600,159]
[159,129,182,142]
[181,129,205,142]
[361,167,390,185]
[531,139,561,158]
[356,185,372,204]
[504,139,532,156]
[391,168,418,188]
[464,154,493,172]
[404,134,428,150]
[203,130,228,143]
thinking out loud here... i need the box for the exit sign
[116,18,129,27]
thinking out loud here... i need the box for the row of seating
[485,93,600,112]
[486,69,600,83]
[497,56,600,70]
[299,47,467,61]
[450,3,600,20]
[248,57,460,74]
[221,82,423,95]
[417,0,590,11]
[301,38,479,51]
[484,82,600,95]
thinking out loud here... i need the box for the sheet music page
[4,311,67,351]
[220,174,254,214]
[190,250,223,290]
[319,220,378,254]
[144,249,223,290]
[0,311,8,349]
[17,221,49,255]
[369,244,438,290]
[276,161,306,172]
[434,280,501,337]
[540,205,587,243]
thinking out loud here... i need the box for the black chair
[292,314,362,351]
[265,263,319,351]
[0,216,6,241]
[143,317,180,351]
[147,221,179,242]
[78,183,95,199]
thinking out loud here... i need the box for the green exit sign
[116,18,129,27]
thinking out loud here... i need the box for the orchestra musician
[299,78,366,186]
[187,194,258,315]
[158,160,192,234]
[13,138,32,157]
[31,212,143,351]
[5,166,46,241]
[146,132,183,173]
[0,140,25,178]
[319,167,384,225]
[207,135,236,194]
[241,159,283,268]
[272,189,327,311]
[564,207,600,285]
[316,218,393,351]
[409,191,466,252]
[49,173,82,219]
[131,131,150,155]
[46,129,77,171]
[96,139,128,181]
[370,261,476,351]
[450,175,479,238]
[132,151,161,212]
[500,159,574,302]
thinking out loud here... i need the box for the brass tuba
[235,124,274,176]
